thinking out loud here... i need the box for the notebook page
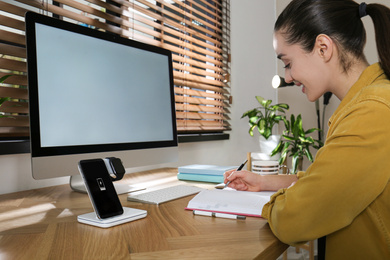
[186,189,274,217]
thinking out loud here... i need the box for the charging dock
[77,207,147,228]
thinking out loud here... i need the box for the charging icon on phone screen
[97,178,106,191]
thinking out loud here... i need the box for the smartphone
[78,159,124,219]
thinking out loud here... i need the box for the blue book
[177,173,224,183]
[178,164,237,175]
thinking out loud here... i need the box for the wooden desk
[0,168,288,259]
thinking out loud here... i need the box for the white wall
[0,1,278,195]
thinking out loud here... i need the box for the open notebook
[186,189,275,218]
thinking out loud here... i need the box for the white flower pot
[259,135,281,157]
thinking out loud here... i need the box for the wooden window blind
[0,0,231,138]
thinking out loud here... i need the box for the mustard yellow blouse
[262,63,390,259]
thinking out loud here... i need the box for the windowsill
[178,133,230,143]
[0,133,230,155]
[0,138,30,155]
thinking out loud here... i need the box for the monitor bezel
[25,12,178,158]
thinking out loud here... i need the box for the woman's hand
[224,169,299,192]
[223,169,262,192]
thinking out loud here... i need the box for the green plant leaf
[283,117,290,130]
[299,136,314,144]
[305,128,320,134]
[258,118,266,133]
[242,109,257,119]
[269,111,275,118]
[276,103,289,109]
[293,114,303,136]
[249,116,259,124]
[274,115,283,121]
[263,128,272,139]
[249,125,256,136]
[0,75,12,83]
[255,96,265,105]
[264,99,272,108]
[278,154,286,166]
[304,149,314,162]
[0,97,10,103]
[291,156,302,174]
[281,142,290,157]
[283,135,295,141]
[271,141,283,156]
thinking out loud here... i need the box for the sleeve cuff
[261,188,287,219]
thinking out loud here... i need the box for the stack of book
[177,164,237,183]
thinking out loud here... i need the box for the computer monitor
[25,12,178,193]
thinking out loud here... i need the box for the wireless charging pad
[77,207,147,228]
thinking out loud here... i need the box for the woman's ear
[315,34,334,62]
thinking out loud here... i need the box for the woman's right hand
[223,169,262,192]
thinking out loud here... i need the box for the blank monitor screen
[26,12,178,180]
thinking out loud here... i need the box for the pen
[193,210,246,220]
[224,159,248,188]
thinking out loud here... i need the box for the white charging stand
[77,207,147,228]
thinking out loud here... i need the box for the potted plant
[271,114,323,174]
[241,96,289,154]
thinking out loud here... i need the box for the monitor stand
[69,175,145,195]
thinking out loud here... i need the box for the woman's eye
[284,63,291,69]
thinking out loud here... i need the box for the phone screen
[79,159,124,219]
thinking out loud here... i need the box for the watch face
[110,157,125,175]
[79,159,123,219]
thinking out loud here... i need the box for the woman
[225,1,390,259]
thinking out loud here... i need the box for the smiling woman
[225,1,390,259]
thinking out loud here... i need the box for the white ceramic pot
[259,135,281,155]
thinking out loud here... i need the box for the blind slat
[174,79,228,94]
[175,95,228,107]
[0,2,31,19]
[175,103,227,113]
[0,101,28,114]
[0,116,29,127]
[0,87,28,100]
[173,54,223,73]
[174,86,227,100]
[173,63,223,81]
[0,14,25,31]
[0,29,25,46]
[0,43,27,59]
[0,73,27,86]
[173,72,225,88]
[177,120,227,127]
[0,58,27,73]
[176,111,227,121]
[0,127,29,137]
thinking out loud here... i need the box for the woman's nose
[284,72,294,84]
